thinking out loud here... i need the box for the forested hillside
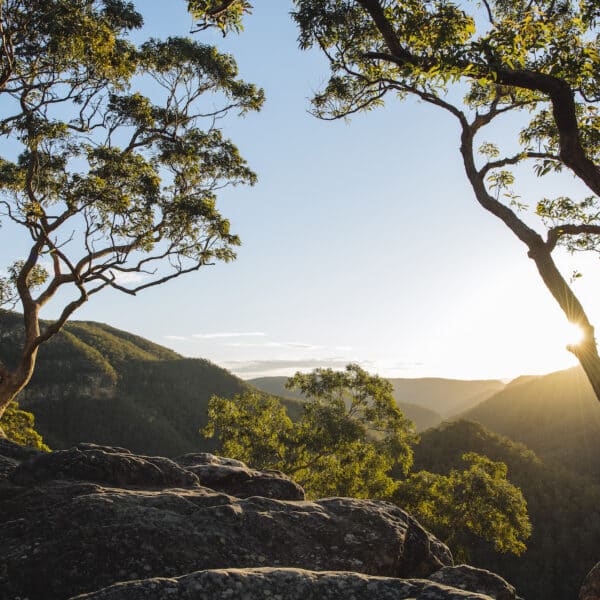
[0,311,249,455]
[387,377,505,416]
[463,367,600,482]
[413,420,600,600]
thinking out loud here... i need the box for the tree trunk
[0,345,39,420]
[459,125,600,404]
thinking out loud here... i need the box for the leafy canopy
[204,363,416,499]
[0,401,49,451]
[193,0,600,402]
[204,363,531,558]
[395,452,532,560]
[0,0,264,410]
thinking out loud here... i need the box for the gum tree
[0,1,264,416]
[205,363,531,556]
[195,0,600,402]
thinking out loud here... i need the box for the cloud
[163,335,187,341]
[109,270,146,285]
[222,357,425,379]
[224,341,320,350]
[224,357,372,376]
[193,332,267,339]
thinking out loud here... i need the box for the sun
[561,321,586,349]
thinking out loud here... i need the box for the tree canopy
[204,363,531,557]
[0,0,263,414]
[204,363,416,498]
[0,401,49,451]
[192,0,600,402]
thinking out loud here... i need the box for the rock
[1,443,519,600]
[69,567,495,600]
[1,459,452,599]
[580,562,600,600]
[428,565,520,600]
[0,453,18,478]
[75,442,133,454]
[0,437,43,461]
[175,452,305,500]
[9,445,199,488]
[176,452,246,468]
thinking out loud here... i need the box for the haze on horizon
[3,1,598,382]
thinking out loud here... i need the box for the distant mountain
[413,420,600,600]
[248,376,444,431]
[0,311,248,456]
[462,366,600,482]
[386,377,505,417]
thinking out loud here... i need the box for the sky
[3,0,599,381]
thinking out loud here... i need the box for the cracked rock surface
[0,441,518,600]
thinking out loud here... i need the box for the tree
[204,364,531,556]
[193,0,600,403]
[204,363,416,498]
[0,401,49,450]
[0,1,264,416]
[394,452,532,561]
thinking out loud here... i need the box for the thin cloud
[163,335,187,341]
[225,357,372,376]
[193,332,267,339]
[224,341,320,350]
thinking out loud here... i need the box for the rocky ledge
[0,440,519,600]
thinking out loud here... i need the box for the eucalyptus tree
[194,0,600,402]
[0,0,264,415]
[205,363,531,556]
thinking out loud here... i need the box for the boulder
[175,452,305,500]
[1,461,451,599]
[0,442,519,600]
[69,567,495,600]
[580,562,600,600]
[9,445,199,488]
[428,565,520,600]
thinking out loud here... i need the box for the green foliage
[414,420,600,600]
[205,364,416,499]
[0,401,49,451]
[205,364,529,560]
[188,1,252,34]
[0,1,265,408]
[0,311,247,456]
[204,391,293,467]
[395,452,531,560]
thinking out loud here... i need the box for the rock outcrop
[0,441,519,600]
[174,452,305,500]
[70,567,496,600]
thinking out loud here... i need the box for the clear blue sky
[3,1,598,380]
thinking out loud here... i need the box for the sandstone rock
[175,452,305,500]
[9,445,199,488]
[1,465,451,599]
[69,567,494,600]
[176,452,246,468]
[580,562,600,600]
[428,565,520,600]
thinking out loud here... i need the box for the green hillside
[387,377,505,417]
[413,420,600,600]
[1,311,247,456]
[249,376,444,431]
[463,367,600,482]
